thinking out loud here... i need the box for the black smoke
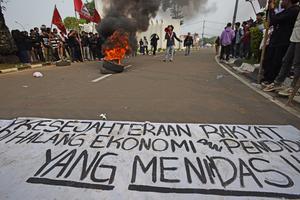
[97,0,210,51]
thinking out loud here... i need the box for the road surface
[0,49,299,128]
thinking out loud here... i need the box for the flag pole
[51,5,56,31]
[257,1,271,83]
[73,0,85,61]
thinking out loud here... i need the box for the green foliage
[84,0,95,16]
[63,17,86,30]
[250,27,263,61]
[203,36,217,45]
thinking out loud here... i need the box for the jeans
[83,46,90,60]
[165,45,175,61]
[34,47,45,62]
[234,43,241,58]
[275,42,300,87]
[185,45,191,55]
[18,50,30,63]
[43,47,53,62]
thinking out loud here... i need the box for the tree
[63,16,86,30]
[84,0,95,16]
[0,0,19,63]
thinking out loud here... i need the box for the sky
[3,0,261,37]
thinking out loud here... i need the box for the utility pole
[232,0,239,26]
[201,20,205,47]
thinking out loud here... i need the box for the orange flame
[103,31,130,65]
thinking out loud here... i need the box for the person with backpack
[164,25,182,62]
[184,32,194,56]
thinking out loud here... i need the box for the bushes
[250,27,263,62]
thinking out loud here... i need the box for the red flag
[92,9,101,24]
[52,6,67,35]
[74,0,83,12]
[74,0,92,21]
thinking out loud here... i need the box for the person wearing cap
[164,25,182,62]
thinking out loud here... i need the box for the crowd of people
[216,12,265,62]
[217,0,300,97]
[138,25,194,62]
[11,25,105,64]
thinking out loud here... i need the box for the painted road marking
[91,74,112,83]
[91,65,133,83]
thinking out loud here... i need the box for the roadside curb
[30,64,43,69]
[0,63,54,75]
[215,56,300,119]
[0,68,18,74]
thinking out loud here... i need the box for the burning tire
[101,60,124,74]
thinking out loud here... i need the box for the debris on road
[33,72,43,78]
[216,75,225,80]
[251,83,263,89]
[99,113,107,120]
[22,85,29,88]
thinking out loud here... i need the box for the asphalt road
[0,49,299,128]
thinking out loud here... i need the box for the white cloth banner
[0,118,300,200]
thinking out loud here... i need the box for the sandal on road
[278,88,293,97]
[263,83,284,92]
[278,87,300,97]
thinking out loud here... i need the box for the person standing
[263,11,300,93]
[50,28,62,62]
[143,36,149,55]
[12,30,30,64]
[164,25,182,62]
[241,21,251,59]
[150,33,160,56]
[184,32,194,56]
[68,30,81,62]
[139,39,144,55]
[31,28,45,62]
[88,32,95,60]
[81,31,90,61]
[262,0,300,85]
[220,23,235,61]
[41,29,52,63]
[215,36,221,55]
[90,33,98,60]
[234,22,244,58]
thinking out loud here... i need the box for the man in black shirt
[150,33,160,56]
[81,31,90,61]
[262,0,300,85]
[31,28,45,62]
[184,32,194,56]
